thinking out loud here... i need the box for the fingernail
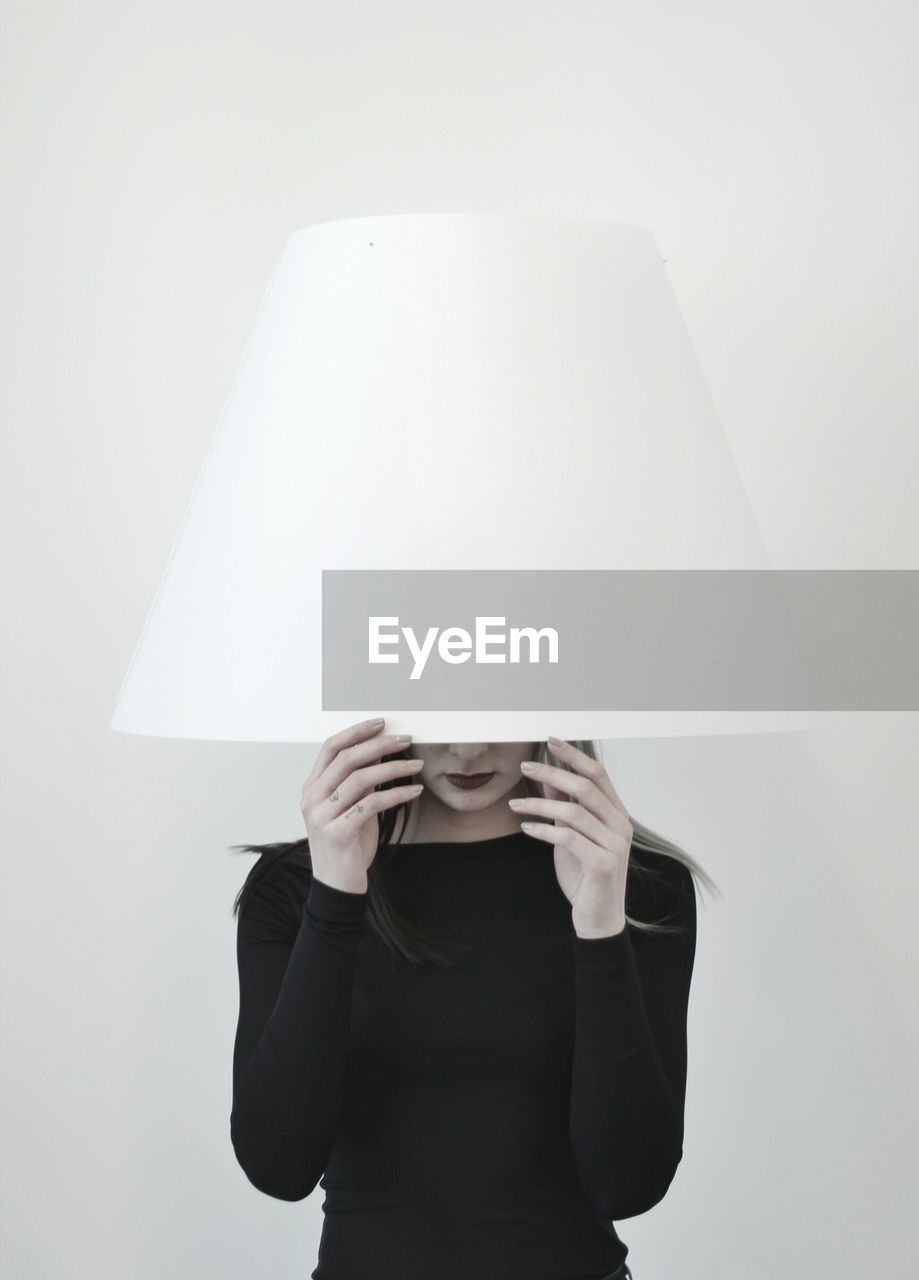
[521,761,536,771]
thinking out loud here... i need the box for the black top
[230,831,697,1280]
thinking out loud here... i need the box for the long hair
[230,739,720,967]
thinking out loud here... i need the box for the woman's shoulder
[284,845,313,874]
[262,847,314,897]
[626,844,697,931]
[238,848,314,938]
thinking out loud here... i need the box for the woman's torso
[303,835,631,1280]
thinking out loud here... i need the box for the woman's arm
[568,855,697,1220]
[230,858,368,1201]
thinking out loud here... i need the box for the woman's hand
[300,718,424,894]
[508,738,633,938]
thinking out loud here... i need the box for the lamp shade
[110,212,820,744]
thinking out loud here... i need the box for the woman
[230,717,713,1280]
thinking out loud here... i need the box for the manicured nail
[393,734,412,742]
[508,798,524,808]
[547,736,566,747]
[521,761,537,771]
[371,717,385,725]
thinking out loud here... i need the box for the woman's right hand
[300,718,424,894]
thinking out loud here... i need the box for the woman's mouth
[445,772,495,790]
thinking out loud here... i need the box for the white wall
[2,3,918,1277]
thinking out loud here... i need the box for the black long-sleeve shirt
[230,831,697,1280]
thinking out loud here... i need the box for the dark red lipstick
[445,772,495,790]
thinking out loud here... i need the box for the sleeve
[568,855,697,1220]
[229,858,369,1201]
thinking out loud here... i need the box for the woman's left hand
[509,738,633,938]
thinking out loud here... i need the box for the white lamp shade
[110,213,820,743]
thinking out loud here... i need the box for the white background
[2,3,918,1277]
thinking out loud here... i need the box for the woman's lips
[445,772,495,790]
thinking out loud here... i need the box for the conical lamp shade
[110,213,821,743]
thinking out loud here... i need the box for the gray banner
[321,570,919,711]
